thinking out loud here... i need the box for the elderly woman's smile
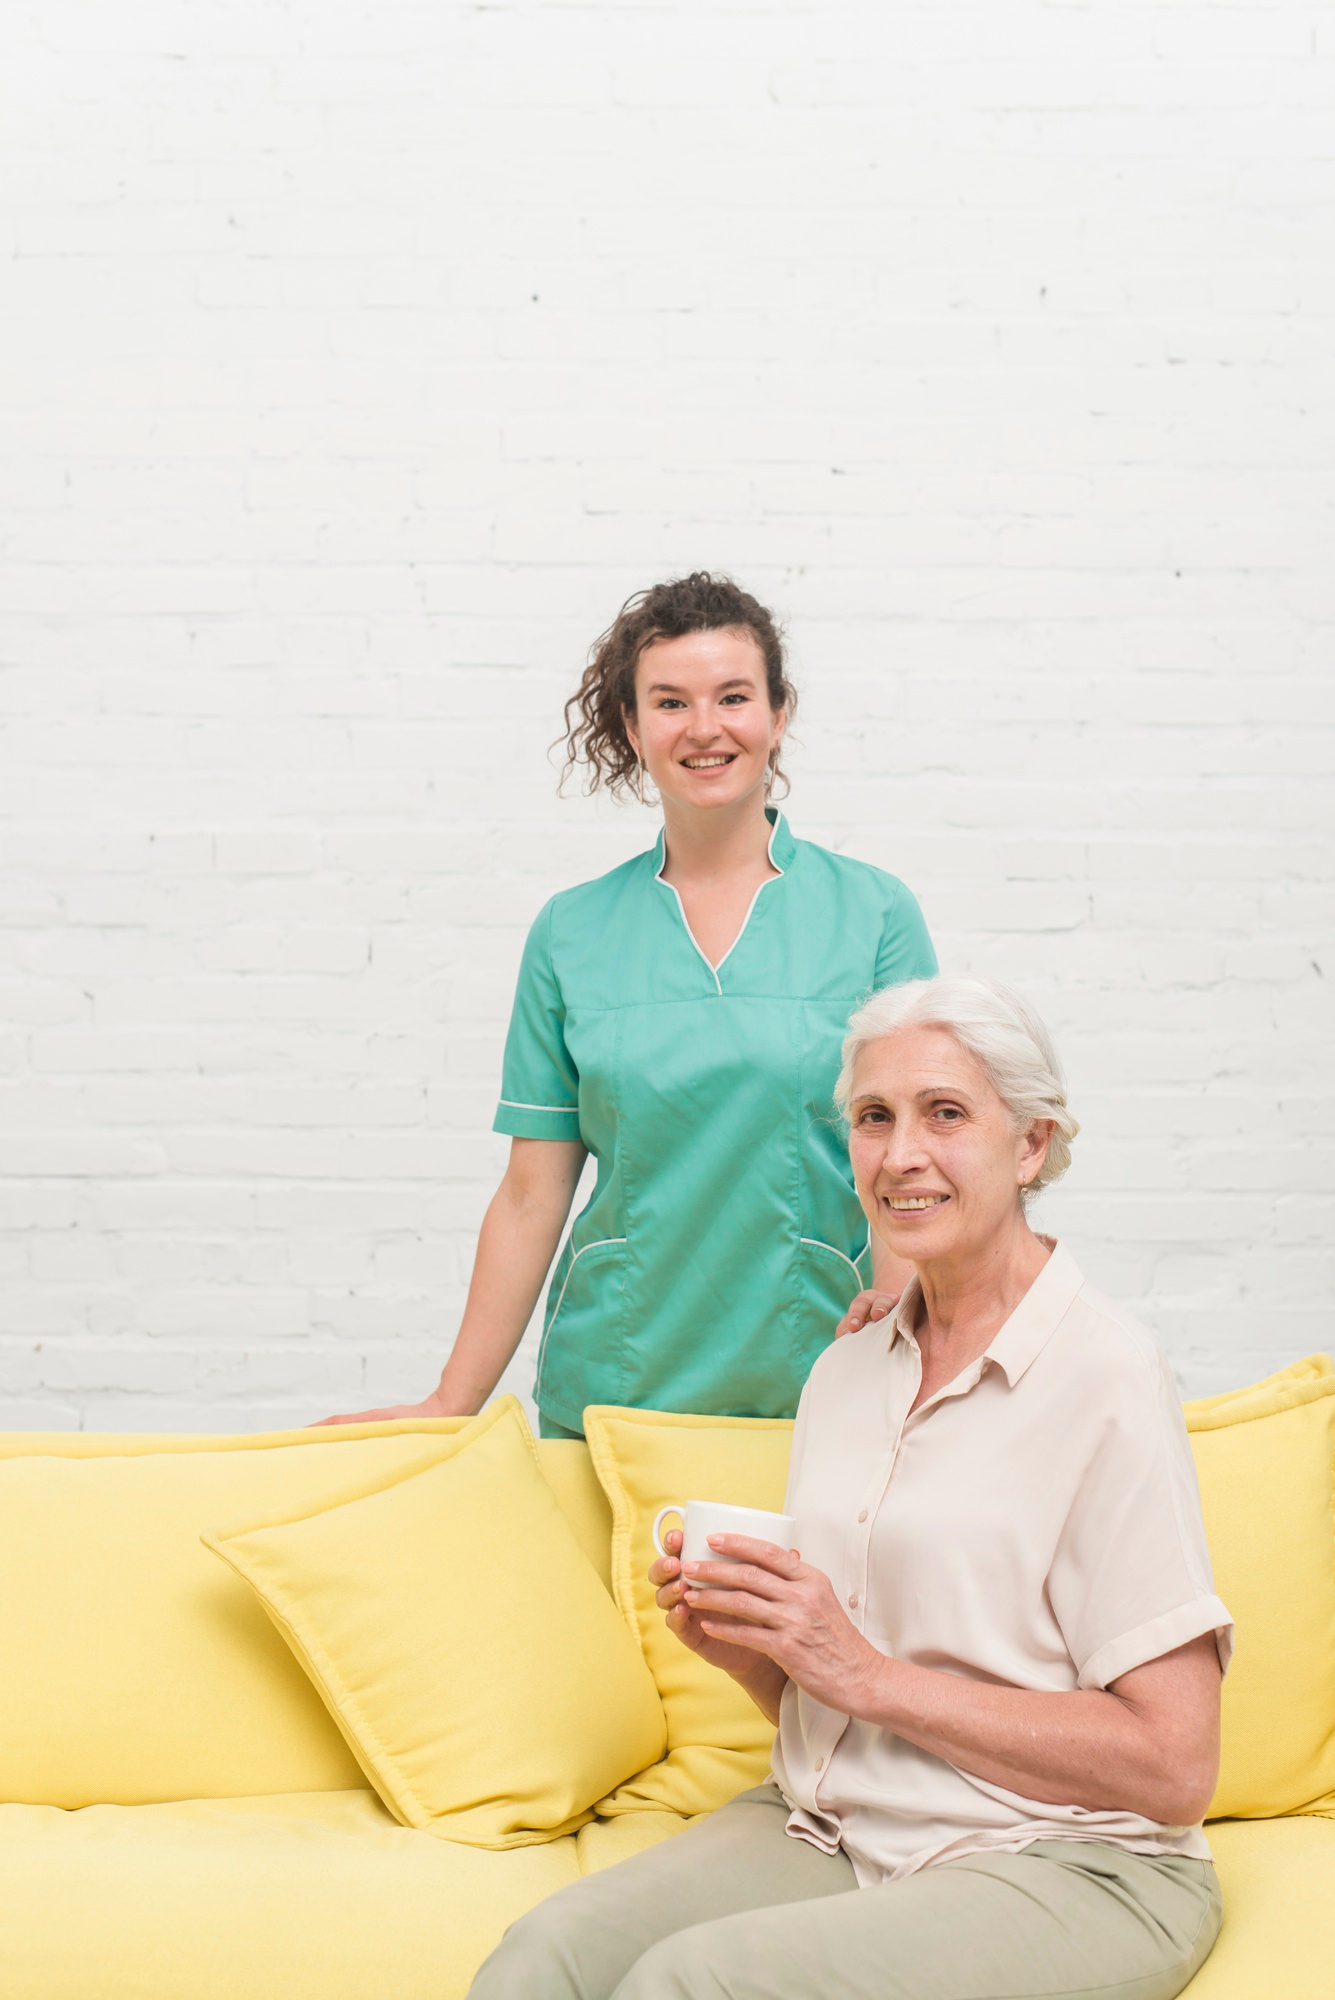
[847,1023,1051,1266]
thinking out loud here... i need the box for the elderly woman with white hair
[470,977,1231,2000]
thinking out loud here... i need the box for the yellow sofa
[1,1367,1332,2000]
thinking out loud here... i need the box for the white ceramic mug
[651,1499,799,1569]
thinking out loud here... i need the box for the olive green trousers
[468,1782,1222,2000]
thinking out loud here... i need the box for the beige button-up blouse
[770,1240,1232,1885]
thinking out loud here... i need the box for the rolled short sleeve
[1048,1348,1233,1690]
[493,900,583,1142]
[875,882,937,990]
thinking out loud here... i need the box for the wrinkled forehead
[850,1023,995,1105]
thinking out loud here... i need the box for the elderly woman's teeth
[889,1196,947,1209]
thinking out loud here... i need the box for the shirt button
[815,1755,824,1770]
[857,1510,868,1523]
[848,1593,859,1609]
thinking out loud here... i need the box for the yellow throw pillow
[1187,1370,1335,1819]
[1183,1352,1333,1420]
[0,1420,472,1807]
[203,1397,666,1848]
[583,1406,794,1818]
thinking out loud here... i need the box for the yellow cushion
[0,1419,472,1806]
[1183,1351,1333,1418]
[0,1789,580,2000]
[1187,1371,1335,1818]
[584,1405,794,1817]
[204,1398,666,1847]
[534,1438,614,1592]
[1185,1815,1335,1998]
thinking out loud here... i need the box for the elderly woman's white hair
[835,977,1080,1198]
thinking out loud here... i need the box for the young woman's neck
[659,790,776,886]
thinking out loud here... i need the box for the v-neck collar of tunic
[651,807,793,992]
[885,1237,1086,1397]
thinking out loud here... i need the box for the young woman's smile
[626,626,784,814]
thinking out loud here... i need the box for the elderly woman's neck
[911,1221,1053,1364]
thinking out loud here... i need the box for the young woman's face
[625,628,785,814]
[846,1026,1053,1266]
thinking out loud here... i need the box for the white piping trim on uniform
[654,811,786,994]
[545,1236,628,1328]
[800,1237,871,1287]
[498,1099,579,1113]
[536,1235,629,1406]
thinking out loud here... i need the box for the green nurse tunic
[493,811,936,1433]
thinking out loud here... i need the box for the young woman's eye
[655,696,685,709]
[720,692,750,706]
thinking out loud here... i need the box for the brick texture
[0,1,1331,1429]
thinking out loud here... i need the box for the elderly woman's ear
[1016,1118,1057,1193]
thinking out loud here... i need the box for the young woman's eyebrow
[645,677,756,695]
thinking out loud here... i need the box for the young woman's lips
[680,755,738,771]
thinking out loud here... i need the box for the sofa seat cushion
[0,1788,582,2000]
[1186,1815,1335,1997]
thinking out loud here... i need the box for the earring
[636,757,647,807]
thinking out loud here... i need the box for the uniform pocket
[535,1237,630,1421]
[792,1237,868,1380]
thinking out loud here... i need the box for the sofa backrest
[0,1422,611,1810]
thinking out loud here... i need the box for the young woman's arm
[316,1136,587,1424]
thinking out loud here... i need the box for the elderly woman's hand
[650,1529,775,1679]
[650,1530,791,1724]
[683,1534,885,1716]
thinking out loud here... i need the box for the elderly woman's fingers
[683,1558,790,1600]
[683,1583,781,1626]
[693,1533,801,1574]
[647,1525,684,1592]
[698,1617,770,1650]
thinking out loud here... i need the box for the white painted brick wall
[0,0,1331,1430]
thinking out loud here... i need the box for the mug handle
[651,1503,685,1559]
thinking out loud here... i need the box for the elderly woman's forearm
[851,1643,1219,1827]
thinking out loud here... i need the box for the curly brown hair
[560,572,797,800]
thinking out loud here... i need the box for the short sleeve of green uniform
[876,880,938,988]
[493,900,583,1141]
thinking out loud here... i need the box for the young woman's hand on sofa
[650,1529,788,1724]
[311,1387,461,1427]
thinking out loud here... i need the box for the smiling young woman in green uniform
[322,574,936,1437]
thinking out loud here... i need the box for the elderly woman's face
[847,1025,1052,1263]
